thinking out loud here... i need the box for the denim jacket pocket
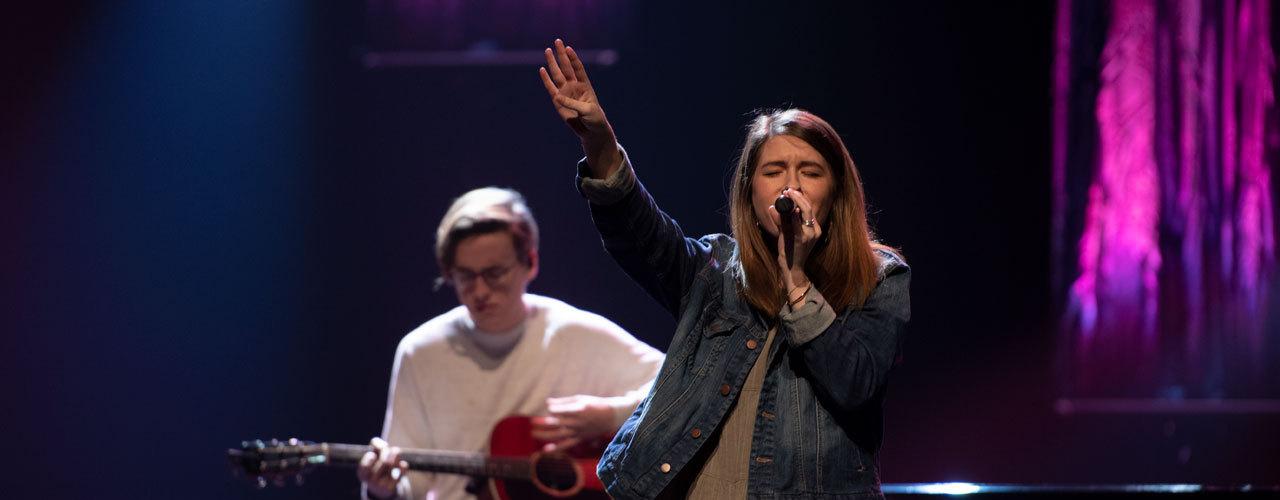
[702,314,738,337]
[697,287,742,336]
[684,314,731,378]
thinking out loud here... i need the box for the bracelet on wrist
[787,283,812,307]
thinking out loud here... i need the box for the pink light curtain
[1054,0,1277,398]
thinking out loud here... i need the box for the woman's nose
[784,171,802,192]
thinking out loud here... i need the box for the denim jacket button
[660,463,672,473]
[746,339,758,350]
[690,428,702,438]
[719,384,731,396]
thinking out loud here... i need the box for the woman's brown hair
[728,109,895,316]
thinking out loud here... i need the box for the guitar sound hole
[532,454,578,492]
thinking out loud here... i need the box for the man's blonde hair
[435,187,539,277]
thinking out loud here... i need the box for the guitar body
[485,416,611,500]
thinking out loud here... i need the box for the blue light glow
[917,482,982,495]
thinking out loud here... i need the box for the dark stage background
[4,2,1277,498]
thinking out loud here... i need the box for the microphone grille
[774,196,795,215]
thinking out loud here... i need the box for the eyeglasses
[447,263,519,289]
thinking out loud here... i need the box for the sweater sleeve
[778,284,839,345]
[590,326,665,428]
[550,306,666,429]
[362,341,436,500]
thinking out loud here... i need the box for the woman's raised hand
[539,39,621,178]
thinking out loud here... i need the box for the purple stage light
[363,0,631,68]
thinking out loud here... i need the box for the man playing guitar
[357,187,664,500]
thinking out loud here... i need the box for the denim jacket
[577,151,911,499]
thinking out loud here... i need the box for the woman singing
[539,39,910,499]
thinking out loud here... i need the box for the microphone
[774,195,795,268]
[773,195,795,216]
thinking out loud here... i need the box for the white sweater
[375,294,664,500]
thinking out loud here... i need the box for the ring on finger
[802,218,816,227]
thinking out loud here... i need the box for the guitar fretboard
[314,443,534,480]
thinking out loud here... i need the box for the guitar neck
[315,443,532,480]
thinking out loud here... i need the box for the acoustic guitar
[228,415,610,499]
